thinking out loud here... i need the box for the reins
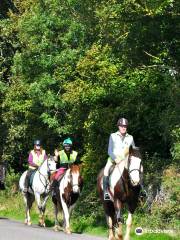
[37,159,54,190]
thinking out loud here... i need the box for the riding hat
[117,118,128,126]
[34,140,41,146]
[63,138,72,146]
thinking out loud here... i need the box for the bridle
[128,156,142,186]
[38,159,55,189]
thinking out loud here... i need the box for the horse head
[68,164,82,194]
[40,156,57,176]
[47,156,57,175]
[128,146,143,186]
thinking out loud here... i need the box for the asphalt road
[0,218,105,240]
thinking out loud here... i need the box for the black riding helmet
[34,140,41,146]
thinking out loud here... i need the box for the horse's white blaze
[72,172,79,193]
[129,156,141,186]
[110,160,125,194]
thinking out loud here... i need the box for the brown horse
[52,164,83,234]
[97,147,143,240]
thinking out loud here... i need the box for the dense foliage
[0,0,179,231]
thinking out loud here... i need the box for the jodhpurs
[24,169,35,188]
[104,159,114,176]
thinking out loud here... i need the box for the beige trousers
[104,159,113,176]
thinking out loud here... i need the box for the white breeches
[104,159,113,176]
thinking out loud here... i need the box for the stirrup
[23,187,28,193]
[104,192,111,201]
[140,189,147,198]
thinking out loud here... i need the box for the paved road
[0,218,105,240]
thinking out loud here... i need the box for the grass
[0,190,179,240]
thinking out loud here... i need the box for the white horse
[19,156,56,226]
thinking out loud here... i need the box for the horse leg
[40,195,49,227]
[115,223,123,240]
[23,193,34,226]
[53,202,60,231]
[61,198,71,234]
[34,192,44,227]
[124,212,132,240]
[114,200,123,240]
[106,215,115,240]
[104,201,115,240]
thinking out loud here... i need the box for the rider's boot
[23,174,29,193]
[51,180,58,197]
[103,176,110,201]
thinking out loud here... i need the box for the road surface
[0,218,105,240]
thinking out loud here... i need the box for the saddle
[51,167,67,182]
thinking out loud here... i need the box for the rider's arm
[131,137,135,148]
[54,149,59,162]
[108,134,116,161]
[44,150,48,160]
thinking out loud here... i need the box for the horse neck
[39,160,48,177]
[110,161,125,187]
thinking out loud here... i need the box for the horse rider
[103,118,146,200]
[23,140,47,193]
[51,137,80,195]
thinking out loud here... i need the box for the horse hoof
[38,222,46,227]
[108,237,115,240]
[53,225,60,232]
[64,228,71,234]
[27,222,32,226]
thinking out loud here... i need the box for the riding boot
[103,176,110,201]
[24,174,29,193]
[51,180,58,197]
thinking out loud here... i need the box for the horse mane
[129,146,141,158]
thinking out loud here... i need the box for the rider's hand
[54,149,59,157]
[114,156,123,164]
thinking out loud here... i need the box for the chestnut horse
[52,164,83,234]
[97,147,143,240]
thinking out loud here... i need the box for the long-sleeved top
[108,131,135,163]
[28,149,47,169]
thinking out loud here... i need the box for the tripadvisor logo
[135,227,143,235]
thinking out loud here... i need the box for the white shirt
[108,131,135,162]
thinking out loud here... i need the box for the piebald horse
[97,147,143,240]
[52,164,83,234]
[19,156,56,226]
